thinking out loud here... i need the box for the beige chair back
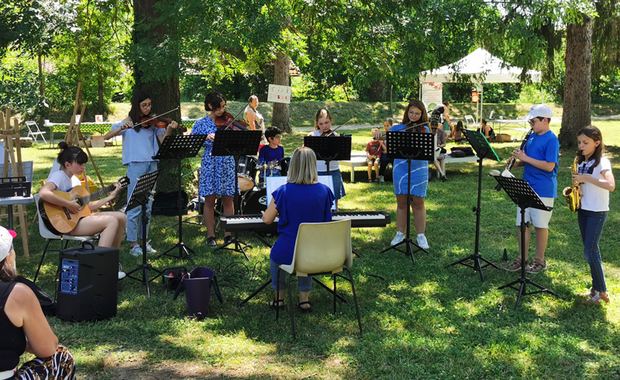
[280,219,352,277]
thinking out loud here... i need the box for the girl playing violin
[307,108,346,209]
[190,92,236,248]
[108,90,178,256]
[389,100,430,249]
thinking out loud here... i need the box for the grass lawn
[15,120,620,379]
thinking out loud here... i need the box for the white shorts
[516,197,554,229]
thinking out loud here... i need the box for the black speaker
[57,242,118,322]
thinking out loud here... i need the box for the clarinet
[494,128,533,191]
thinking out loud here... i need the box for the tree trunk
[272,51,291,133]
[133,0,182,199]
[559,16,592,150]
[37,53,44,97]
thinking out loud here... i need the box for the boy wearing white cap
[504,104,559,274]
[0,226,76,379]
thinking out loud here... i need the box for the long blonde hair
[287,147,318,185]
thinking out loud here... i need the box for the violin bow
[324,117,356,137]
[403,121,430,132]
[132,107,180,128]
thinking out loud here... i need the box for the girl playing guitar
[38,142,127,278]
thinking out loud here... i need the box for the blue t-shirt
[270,183,334,265]
[523,130,559,198]
[111,120,165,165]
[258,145,284,164]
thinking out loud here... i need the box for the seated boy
[366,128,385,183]
[258,127,285,180]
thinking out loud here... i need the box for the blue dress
[391,124,430,197]
[191,117,236,197]
[270,183,334,265]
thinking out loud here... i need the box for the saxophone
[562,157,581,212]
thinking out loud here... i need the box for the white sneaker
[378,175,385,183]
[118,263,126,280]
[417,234,429,249]
[391,231,405,245]
[146,242,157,254]
[129,245,143,257]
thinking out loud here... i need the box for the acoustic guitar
[39,177,130,235]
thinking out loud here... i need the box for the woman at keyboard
[262,147,335,311]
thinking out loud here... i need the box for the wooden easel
[63,82,105,188]
[0,109,30,256]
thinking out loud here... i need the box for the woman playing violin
[190,92,235,248]
[306,108,346,209]
[389,100,430,250]
[108,90,179,256]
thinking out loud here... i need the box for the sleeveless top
[0,281,26,371]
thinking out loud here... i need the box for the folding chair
[464,115,477,129]
[25,121,47,144]
[33,194,98,283]
[276,219,362,339]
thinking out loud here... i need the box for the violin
[320,117,355,137]
[132,107,186,132]
[215,112,247,131]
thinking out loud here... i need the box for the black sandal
[297,301,312,312]
[269,299,284,309]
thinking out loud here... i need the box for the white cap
[524,104,553,120]
[0,226,16,263]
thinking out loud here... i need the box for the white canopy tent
[419,48,542,122]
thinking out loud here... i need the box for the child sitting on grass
[258,127,285,179]
[366,128,385,182]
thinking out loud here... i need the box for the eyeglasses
[273,135,282,139]
[140,103,152,108]
[528,117,543,126]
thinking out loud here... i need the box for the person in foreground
[389,100,430,249]
[0,226,76,380]
[262,147,335,312]
[504,104,559,274]
[573,125,615,305]
[39,142,126,279]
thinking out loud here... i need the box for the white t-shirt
[578,157,612,212]
[47,170,81,192]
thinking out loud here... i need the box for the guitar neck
[79,183,116,205]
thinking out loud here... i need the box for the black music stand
[125,170,161,296]
[493,175,562,309]
[154,134,208,266]
[303,135,352,177]
[448,129,501,281]
[212,129,263,260]
[380,131,435,265]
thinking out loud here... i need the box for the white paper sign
[421,82,443,111]
[265,176,336,210]
[267,84,292,104]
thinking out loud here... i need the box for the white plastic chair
[464,115,477,129]
[25,121,47,144]
[276,219,362,339]
[33,194,98,282]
